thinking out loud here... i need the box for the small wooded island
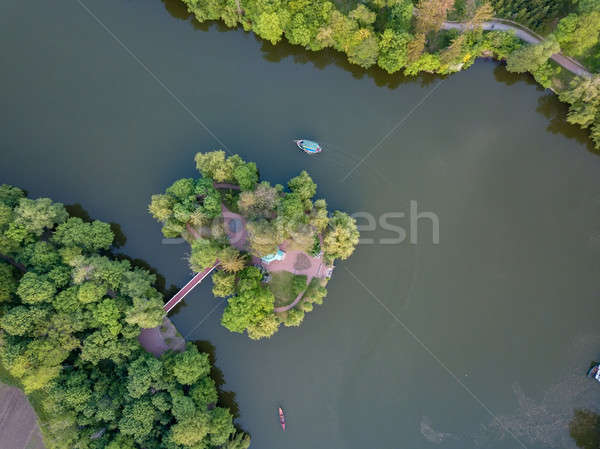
[149,151,360,339]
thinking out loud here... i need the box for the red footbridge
[163,262,220,313]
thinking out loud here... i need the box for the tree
[212,270,237,297]
[288,170,317,201]
[468,2,494,29]
[407,33,426,63]
[221,267,276,337]
[218,246,246,272]
[0,184,25,208]
[506,36,560,73]
[310,198,329,232]
[148,194,174,222]
[224,433,251,449]
[440,33,466,66]
[0,262,16,302]
[125,296,165,328]
[559,75,600,128]
[77,281,105,303]
[170,412,211,446]
[246,219,283,256]
[347,30,379,68]
[246,313,280,339]
[323,211,360,261]
[209,407,236,446]
[238,181,279,218]
[378,29,411,73]
[555,12,600,57]
[279,193,306,222]
[233,161,258,190]
[283,308,305,327]
[189,239,220,272]
[349,4,376,26]
[17,272,56,304]
[415,0,455,34]
[1,306,47,336]
[190,376,218,408]
[255,12,284,45]
[118,398,157,441]
[13,197,68,236]
[166,343,211,385]
[389,0,414,31]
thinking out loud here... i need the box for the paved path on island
[442,19,592,78]
[272,238,329,313]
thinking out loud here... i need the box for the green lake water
[2,0,600,447]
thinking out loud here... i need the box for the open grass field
[269,271,307,307]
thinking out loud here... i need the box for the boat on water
[294,139,322,154]
[588,362,600,382]
[278,407,286,431]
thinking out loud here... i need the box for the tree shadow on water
[193,340,249,434]
[158,0,440,89]
[536,93,596,154]
[255,36,442,88]
[493,62,540,89]
[569,409,600,449]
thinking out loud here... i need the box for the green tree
[125,296,165,328]
[189,238,220,272]
[323,211,360,261]
[221,267,276,338]
[283,308,305,327]
[246,219,283,256]
[218,246,246,272]
[559,75,600,128]
[13,197,67,236]
[148,194,174,222]
[349,4,376,26]
[212,270,237,297]
[17,272,56,304]
[52,218,114,251]
[190,376,218,408]
[255,12,284,45]
[378,29,411,73]
[506,36,560,73]
[288,170,317,201]
[0,262,16,302]
[166,343,211,385]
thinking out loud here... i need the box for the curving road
[442,19,592,78]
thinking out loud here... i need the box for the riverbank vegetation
[180,0,600,149]
[149,151,359,339]
[0,185,248,449]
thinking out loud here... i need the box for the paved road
[442,19,592,78]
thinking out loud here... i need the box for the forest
[0,185,248,449]
[180,0,600,150]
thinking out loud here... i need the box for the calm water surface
[2,0,600,448]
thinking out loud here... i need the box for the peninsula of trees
[149,151,360,339]
[0,185,248,449]
[180,0,600,149]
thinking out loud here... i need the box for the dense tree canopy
[0,185,247,448]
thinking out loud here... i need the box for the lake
[2,0,600,447]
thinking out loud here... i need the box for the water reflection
[569,409,600,449]
[193,340,245,428]
[159,0,595,155]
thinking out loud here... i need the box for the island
[149,151,360,339]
